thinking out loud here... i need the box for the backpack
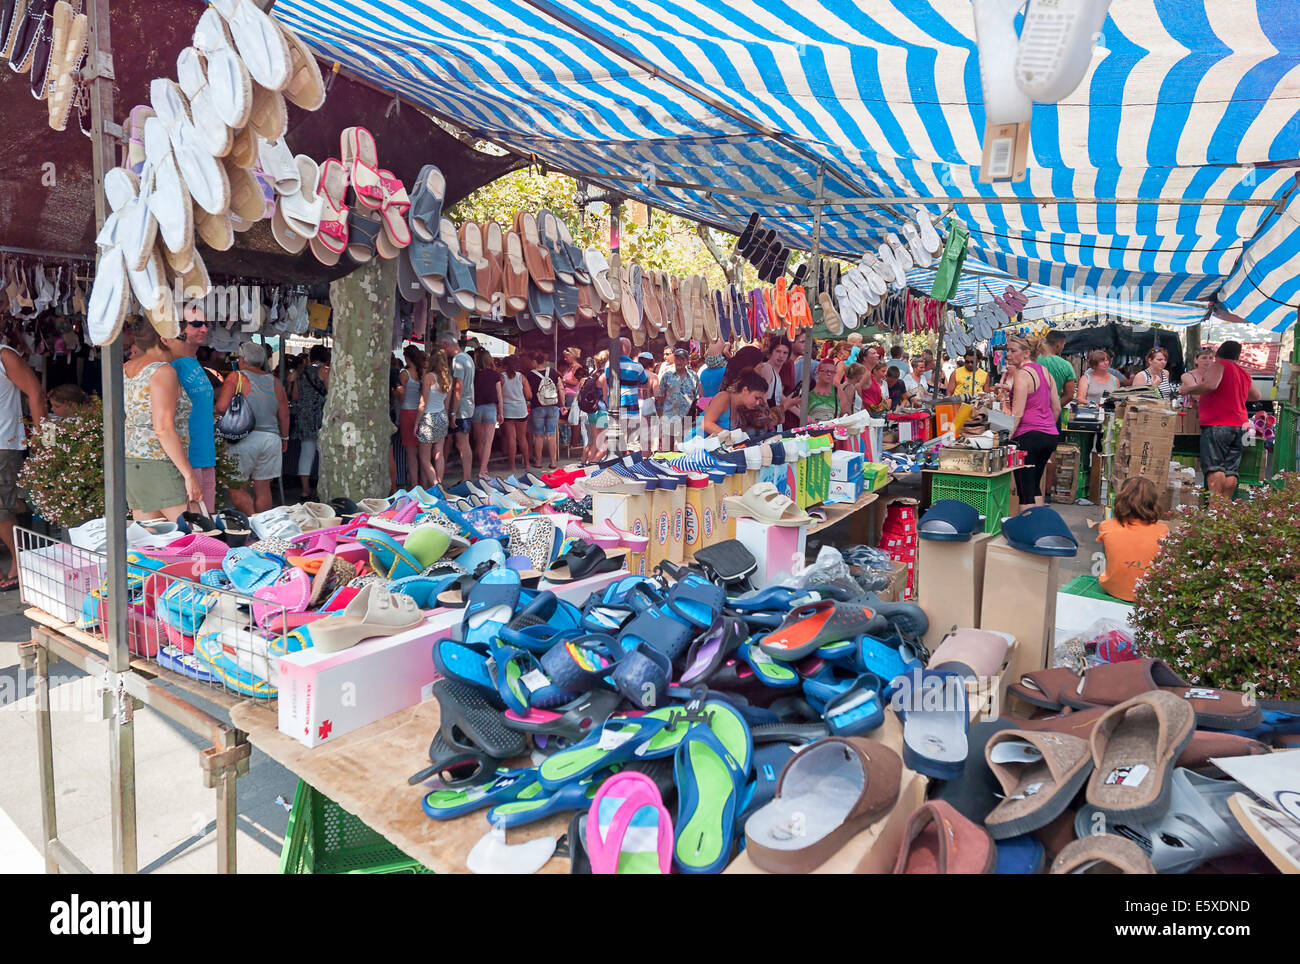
[534,368,560,407]
[578,376,603,414]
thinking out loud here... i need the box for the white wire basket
[16,527,291,703]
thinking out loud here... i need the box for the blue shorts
[473,404,498,424]
[530,404,560,435]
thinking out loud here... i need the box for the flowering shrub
[19,398,240,528]
[19,398,108,529]
[1132,474,1300,700]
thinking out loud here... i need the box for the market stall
[10,0,1300,879]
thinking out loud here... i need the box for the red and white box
[277,569,629,747]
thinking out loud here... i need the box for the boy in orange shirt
[1096,477,1169,601]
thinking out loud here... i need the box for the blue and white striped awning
[274,0,1300,330]
[904,264,1212,327]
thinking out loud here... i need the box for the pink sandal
[377,168,411,247]
[342,126,383,210]
[289,516,371,553]
[311,157,349,265]
[568,520,620,550]
[585,772,673,875]
[596,519,649,553]
[251,568,313,629]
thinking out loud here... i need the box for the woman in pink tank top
[1006,333,1061,506]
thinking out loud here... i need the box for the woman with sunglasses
[165,301,217,511]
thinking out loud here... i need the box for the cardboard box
[277,570,629,747]
[646,484,684,570]
[19,542,105,624]
[831,450,864,482]
[828,478,864,503]
[917,531,995,649]
[876,560,910,603]
[979,536,1059,704]
[735,516,807,589]
[683,480,720,561]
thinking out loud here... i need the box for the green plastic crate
[1060,574,1125,603]
[930,471,1011,534]
[1238,443,1267,485]
[1059,430,1094,499]
[279,780,432,874]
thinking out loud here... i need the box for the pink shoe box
[735,516,807,590]
[276,568,628,747]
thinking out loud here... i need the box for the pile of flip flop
[69,468,630,697]
[85,0,326,345]
[417,552,941,874]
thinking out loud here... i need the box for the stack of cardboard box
[1112,403,1177,491]
[1049,444,1081,503]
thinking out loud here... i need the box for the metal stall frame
[20,0,271,876]
[19,618,251,875]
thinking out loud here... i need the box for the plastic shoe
[972,0,1034,126]
[1015,0,1113,103]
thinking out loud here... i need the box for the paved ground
[0,464,1105,874]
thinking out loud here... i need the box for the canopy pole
[608,200,622,457]
[87,0,138,876]
[800,165,825,426]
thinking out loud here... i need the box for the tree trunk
[319,257,398,502]
[697,224,741,285]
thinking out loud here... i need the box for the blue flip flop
[737,640,801,689]
[728,585,806,613]
[537,716,672,790]
[672,700,753,874]
[664,572,726,629]
[824,672,886,736]
[801,661,861,713]
[462,567,521,650]
[431,638,500,700]
[388,573,460,609]
[815,638,858,664]
[737,742,799,827]
[495,646,577,713]
[857,634,925,688]
[421,768,536,821]
[486,771,610,828]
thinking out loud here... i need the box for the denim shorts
[473,404,499,424]
[1200,424,1245,477]
[530,404,560,435]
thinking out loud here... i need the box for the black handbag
[215,372,254,442]
[691,539,758,591]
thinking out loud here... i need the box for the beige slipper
[309,583,424,653]
[1050,834,1156,874]
[1085,690,1195,823]
[983,730,1093,839]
